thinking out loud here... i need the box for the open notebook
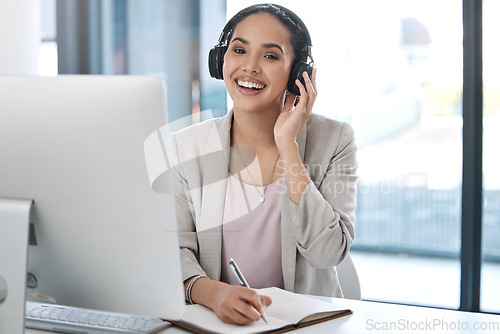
[166,287,352,334]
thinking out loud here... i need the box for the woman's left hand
[274,68,317,153]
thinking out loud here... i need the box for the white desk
[25,297,500,334]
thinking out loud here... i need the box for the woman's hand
[211,284,272,325]
[189,277,272,325]
[274,68,317,154]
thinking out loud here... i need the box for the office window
[98,0,201,123]
[88,0,226,123]
[52,0,211,124]
[481,0,500,314]
[334,0,463,309]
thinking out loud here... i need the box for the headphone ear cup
[287,61,313,96]
[208,44,227,80]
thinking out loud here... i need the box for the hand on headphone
[274,68,317,153]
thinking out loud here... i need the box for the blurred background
[5,0,498,314]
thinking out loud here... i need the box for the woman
[168,3,357,325]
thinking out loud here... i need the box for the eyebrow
[231,37,284,54]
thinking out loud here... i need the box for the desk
[25,297,500,334]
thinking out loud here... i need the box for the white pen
[229,258,269,324]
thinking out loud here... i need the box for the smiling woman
[169,3,358,326]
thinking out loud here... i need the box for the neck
[231,106,280,149]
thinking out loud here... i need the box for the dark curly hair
[223,4,311,64]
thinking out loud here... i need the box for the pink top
[220,173,285,289]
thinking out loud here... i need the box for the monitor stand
[0,197,32,334]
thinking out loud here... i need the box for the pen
[229,258,269,324]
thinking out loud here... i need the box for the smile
[236,79,265,90]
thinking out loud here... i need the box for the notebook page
[179,304,291,334]
[256,287,344,324]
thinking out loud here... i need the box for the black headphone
[208,4,314,96]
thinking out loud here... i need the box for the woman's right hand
[211,284,272,325]
[188,277,272,325]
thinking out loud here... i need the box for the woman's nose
[243,56,261,73]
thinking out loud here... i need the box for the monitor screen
[0,75,185,320]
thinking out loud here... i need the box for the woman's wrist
[185,274,207,304]
[189,276,227,310]
[276,138,298,157]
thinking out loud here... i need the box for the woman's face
[223,13,294,113]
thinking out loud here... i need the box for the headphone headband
[219,4,312,53]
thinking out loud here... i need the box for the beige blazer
[168,109,357,297]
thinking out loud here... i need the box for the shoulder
[171,117,217,144]
[301,114,357,179]
[168,113,230,164]
[305,113,355,147]
[171,111,231,142]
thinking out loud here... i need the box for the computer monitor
[0,76,185,321]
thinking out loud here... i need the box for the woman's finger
[302,70,316,115]
[260,295,272,308]
[240,288,267,316]
[220,306,256,325]
[303,70,316,101]
[295,78,308,107]
[311,67,317,93]
[283,92,296,113]
[216,286,264,325]
[233,301,262,322]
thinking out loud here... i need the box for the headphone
[208,4,314,96]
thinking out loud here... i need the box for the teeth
[238,80,264,90]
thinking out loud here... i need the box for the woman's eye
[265,54,278,60]
[234,48,245,54]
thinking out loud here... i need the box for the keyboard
[25,301,170,334]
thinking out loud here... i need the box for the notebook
[166,287,352,334]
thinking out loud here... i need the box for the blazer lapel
[199,110,233,280]
[281,123,307,291]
